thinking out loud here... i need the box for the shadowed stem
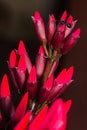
[43,50,59,83]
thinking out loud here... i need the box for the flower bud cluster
[0,11,80,130]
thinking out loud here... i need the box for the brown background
[0,0,87,129]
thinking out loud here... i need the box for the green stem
[43,59,54,83]
[43,50,61,83]
[42,42,48,56]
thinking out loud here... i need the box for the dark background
[0,0,86,129]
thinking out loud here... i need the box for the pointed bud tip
[64,99,72,114]
[50,14,55,20]
[65,66,74,84]
[9,50,17,68]
[38,45,45,55]
[60,10,67,21]
[18,40,26,55]
[18,55,26,71]
[72,28,81,38]
[1,74,10,97]
[43,75,54,90]
[68,66,74,74]
[34,11,41,21]
[67,15,73,24]
[55,68,67,84]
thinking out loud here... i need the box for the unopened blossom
[46,14,56,44]
[61,28,80,54]
[32,11,47,43]
[0,74,15,122]
[52,24,66,50]
[35,45,46,78]
[26,66,37,99]
[18,40,32,73]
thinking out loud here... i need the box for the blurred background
[0,0,86,129]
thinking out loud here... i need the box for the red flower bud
[13,92,28,122]
[47,68,67,102]
[39,99,68,130]
[13,110,31,130]
[18,40,32,73]
[32,11,47,43]
[18,40,26,55]
[60,10,67,21]
[39,75,54,103]
[0,74,15,122]
[16,55,27,90]
[61,28,80,54]
[28,105,48,130]
[0,74,11,97]
[26,66,37,99]
[9,50,17,68]
[8,92,29,129]
[64,99,72,114]
[35,46,46,78]
[52,24,66,50]
[46,14,56,44]
[18,55,26,72]
[8,50,19,89]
